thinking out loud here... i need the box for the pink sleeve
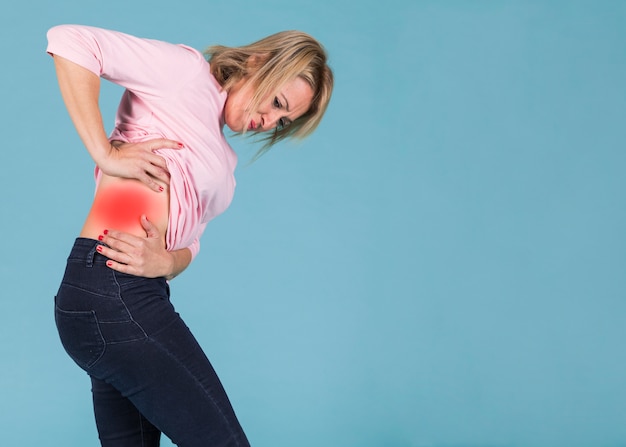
[46,24,203,99]
[188,238,201,260]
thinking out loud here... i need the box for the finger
[96,244,132,264]
[142,153,171,184]
[147,152,169,171]
[106,258,162,278]
[137,171,165,193]
[140,215,160,239]
[148,139,185,151]
[145,165,171,186]
[100,228,142,250]
[104,259,138,276]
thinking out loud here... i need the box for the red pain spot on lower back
[91,183,160,232]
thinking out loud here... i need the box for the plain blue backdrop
[0,1,625,446]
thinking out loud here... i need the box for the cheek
[223,100,239,131]
[226,93,252,129]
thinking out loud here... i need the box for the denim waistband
[66,237,108,267]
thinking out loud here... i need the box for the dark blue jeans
[54,238,250,447]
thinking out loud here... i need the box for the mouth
[248,120,256,131]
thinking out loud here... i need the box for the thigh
[91,377,161,447]
[56,246,249,447]
[99,316,249,447]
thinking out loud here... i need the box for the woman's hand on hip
[97,215,176,279]
[99,139,184,193]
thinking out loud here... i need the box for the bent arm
[52,55,180,190]
[53,57,192,279]
[167,248,193,280]
[53,55,112,168]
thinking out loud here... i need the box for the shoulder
[47,24,199,63]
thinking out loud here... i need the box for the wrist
[164,248,192,281]
[93,143,116,170]
[164,250,177,280]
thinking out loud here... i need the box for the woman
[48,24,332,447]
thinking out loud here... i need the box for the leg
[94,269,249,447]
[97,316,249,447]
[55,240,249,447]
[91,377,161,447]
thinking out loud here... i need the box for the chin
[225,119,243,133]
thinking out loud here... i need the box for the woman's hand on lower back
[99,139,184,193]
[96,215,191,280]
[52,56,182,193]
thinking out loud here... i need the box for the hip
[55,238,176,335]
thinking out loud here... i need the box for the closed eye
[277,117,292,131]
[273,97,292,130]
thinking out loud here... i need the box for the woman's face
[224,76,314,133]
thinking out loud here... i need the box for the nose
[261,110,281,130]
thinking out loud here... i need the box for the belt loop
[86,243,99,268]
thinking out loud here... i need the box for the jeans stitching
[146,335,242,445]
[55,307,107,369]
[139,411,145,447]
[112,271,149,339]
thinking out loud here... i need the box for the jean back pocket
[55,305,105,371]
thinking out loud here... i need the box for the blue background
[1,1,625,446]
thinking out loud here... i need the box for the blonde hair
[206,30,333,157]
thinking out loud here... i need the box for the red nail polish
[98,235,103,241]
[96,246,103,252]
[178,142,184,148]
[106,261,113,267]
[103,229,108,235]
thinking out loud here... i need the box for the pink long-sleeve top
[47,24,237,260]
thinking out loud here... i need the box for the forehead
[280,77,314,116]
